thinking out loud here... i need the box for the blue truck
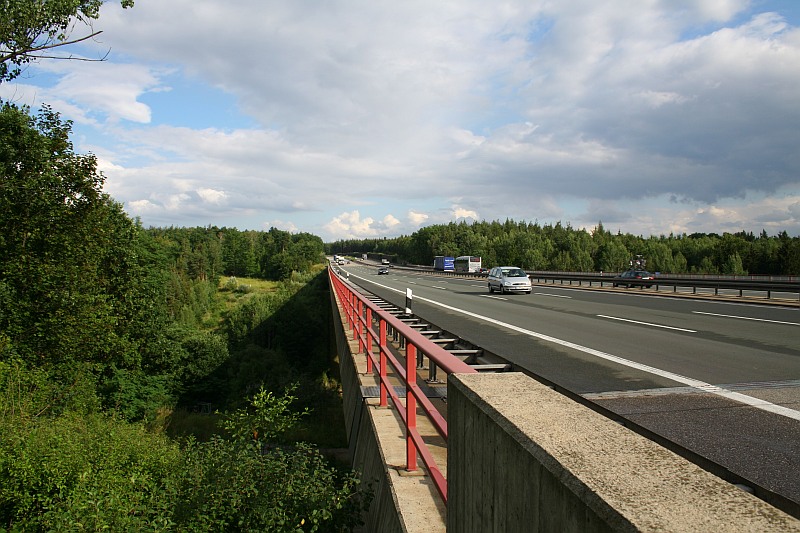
[433,255,454,271]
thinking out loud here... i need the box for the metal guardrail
[528,273,800,301]
[367,261,799,302]
[328,267,476,504]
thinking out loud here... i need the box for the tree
[0,103,145,368]
[595,240,629,272]
[0,0,134,83]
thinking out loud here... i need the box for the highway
[336,262,800,511]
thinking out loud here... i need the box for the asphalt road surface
[337,263,800,512]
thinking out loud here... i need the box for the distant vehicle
[487,266,531,294]
[454,255,482,273]
[381,258,390,265]
[433,256,454,271]
[378,266,389,275]
[613,270,655,288]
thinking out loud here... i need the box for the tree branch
[0,30,104,65]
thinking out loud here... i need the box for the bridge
[328,263,800,531]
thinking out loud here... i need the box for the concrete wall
[447,372,800,533]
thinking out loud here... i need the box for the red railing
[329,267,476,504]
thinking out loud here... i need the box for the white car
[487,266,531,294]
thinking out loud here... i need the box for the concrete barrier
[447,372,800,532]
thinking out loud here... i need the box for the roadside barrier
[329,266,476,504]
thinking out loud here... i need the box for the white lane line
[349,272,800,422]
[692,311,800,326]
[597,315,697,333]
[432,286,448,290]
[535,292,572,299]
[482,295,507,300]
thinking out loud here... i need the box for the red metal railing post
[379,319,388,407]
[406,342,418,471]
[348,290,356,331]
[356,300,364,355]
[365,307,373,373]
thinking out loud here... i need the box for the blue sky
[3,0,799,240]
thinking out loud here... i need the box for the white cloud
[382,214,400,229]
[7,0,797,239]
[197,188,227,204]
[408,210,430,226]
[452,206,479,221]
[264,220,299,233]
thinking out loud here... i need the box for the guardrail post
[365,307,373,374]
[406,342,418,471]
[348,291,356,331]
[379,319,388,407]
[356,300,364,356]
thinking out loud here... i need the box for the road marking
[585,379,800,400]
[482,295,507,300]
[692,311,800,326]
[349,272,800,422]
[535,292,572,299]
[597,315,697,333]
[432,286,447,290]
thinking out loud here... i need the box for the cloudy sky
[3,0,800,240]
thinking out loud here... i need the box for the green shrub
[0,412,180,531]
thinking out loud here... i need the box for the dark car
[377,266,389,275]
[613,269,655,288]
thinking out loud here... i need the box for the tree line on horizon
[326,220,800,276]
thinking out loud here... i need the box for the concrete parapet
[447,372,800,532]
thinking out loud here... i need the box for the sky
[3,0,800,241]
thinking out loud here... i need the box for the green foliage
[100,367,172,422]
[0,0,134,82]
[0,410,180,531]
[174,439,367,532]
[170,386,368,532]
[0,103,152,369]
[222,384,308,443]
[0,357,100,421]
[0,381,369,532]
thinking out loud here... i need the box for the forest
[327,220,800,276]
[0,102,370,531]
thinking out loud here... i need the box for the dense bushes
[0,379,369,532]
